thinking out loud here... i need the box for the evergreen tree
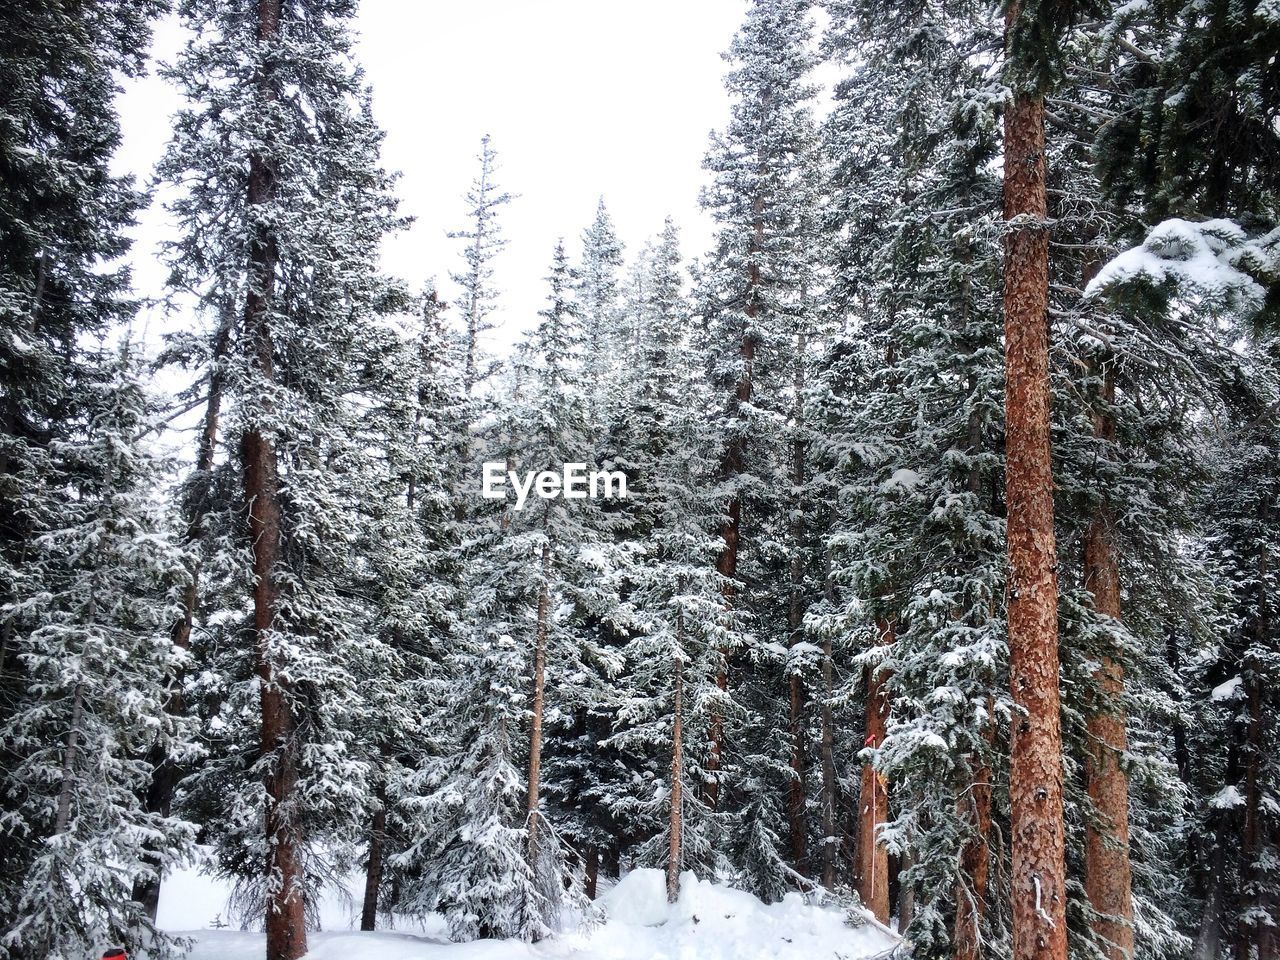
[697,4,823,893]
[451,134,515,396]
[0,351,196,960]
[158,1,408,954]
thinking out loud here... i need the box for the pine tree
[158,2,409,954]
[0,351,197,960]
[0,0,173,948]
[698,0,822,847]
[577,198,626,406]
[451,134,515,396]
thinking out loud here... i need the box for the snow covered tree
[451,134,515,396]
[821,0,1011,943]
[577,198,626,408]
[157,1,409,955]
[697,3,823,881]
[0,351,197,960]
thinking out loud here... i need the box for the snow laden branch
[1085,218,1280,315]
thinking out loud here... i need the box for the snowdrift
[169,865,901,960]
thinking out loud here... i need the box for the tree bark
[585,848,600,902]
[856,619,892,923]
[1002,8,1067,957]
[820,550,839,890]
[526,543,551,869]
[787,328,809,876]
[668,608,685,905]
[244,3,305,958]
[360,784,387,931]
[1082,365,1134,960]
[955,718,995,960]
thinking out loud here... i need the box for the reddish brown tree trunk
[955,716,995,960]
[668,610,685,905]
[360,786,387,931]
[787,333,809,875]
[1002,11,1068,957]
[1082,367,1134,960]
[820,552,839,890]
[243,3,305,957]
[527,544,551,868]
[856,620,892,923]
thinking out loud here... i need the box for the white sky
[115,0,757,354]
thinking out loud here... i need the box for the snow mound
[594,868,899,960]
[170,866,900,960]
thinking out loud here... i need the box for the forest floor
[162,857,901,960]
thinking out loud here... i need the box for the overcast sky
[115,0,761,355]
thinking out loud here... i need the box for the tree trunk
[955,721,995,960]
[668,609,685,905]
[585,848,600,902]
[360,785,387,932]
[54,682,85,835]
[1082,366,1134,960]
[820,550,839,890]
[787,330,809,875]
[243,3,305,958]
[897,846,915,935]
[527,543,551,868]
[856,619,892,923]
[1002,9,1068,956]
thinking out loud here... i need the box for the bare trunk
[527,543,551,868]
[54,683,85,834]
[1002,11,1068,957]
[856,620,892,922]
[585,848,600,902]
[360,785,387,931]
[820,550,839,890]
[955,721,995,960]
[1082,367,1134,960]
[898,847,915,934]
[787,332,809,875]
[668,609,685,905]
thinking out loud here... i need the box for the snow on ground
[164,860,901,960]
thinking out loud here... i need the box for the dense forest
[1,1,1278,960]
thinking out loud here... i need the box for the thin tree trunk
[54,682,85,835]
[787,328,809,876]
[897,846,915,934]
[856,619,892,922]
[955,720,995,960]
[668,609,685,905]
[244,3,305,957]
[585,848,600,902]
[1002,6,1068,953]
[527,543,551,868]
[360,783,387,931]
[820,549,839,890]
[1082,365,1134,960]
